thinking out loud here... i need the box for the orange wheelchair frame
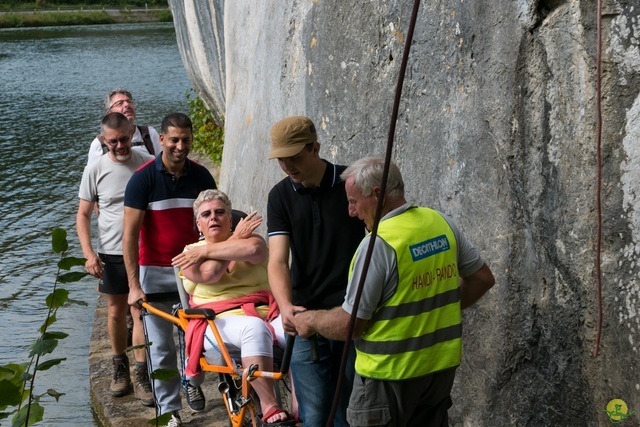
[140,300,293,427]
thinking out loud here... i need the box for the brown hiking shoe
[110,355,131,397]
[134,363,155,407]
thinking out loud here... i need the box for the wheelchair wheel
[227,391,261,427]
[274,373,293,416]
[222,373,263,427]
[221,372,292,427]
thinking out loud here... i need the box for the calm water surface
[0,22,191,425]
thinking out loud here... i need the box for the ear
[194,217,203,233]
[311,141,320,156]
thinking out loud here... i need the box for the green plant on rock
[0,228,87,426]
[186,89,224,166]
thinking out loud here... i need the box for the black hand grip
[184,308,217,319]
[310,334,319,362]
[280,334,295,374]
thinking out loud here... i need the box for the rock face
[168,0,640,425]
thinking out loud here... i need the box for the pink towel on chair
[184,290,279,377]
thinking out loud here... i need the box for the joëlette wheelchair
[140,295,294,427]
[139,210,293,427]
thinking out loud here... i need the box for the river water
[0,22,191,425]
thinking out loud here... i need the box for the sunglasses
[198,208,227,220]
[104,136,131,146]
[109,98,134,109]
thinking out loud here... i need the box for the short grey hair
[340,156,405,200]
[104,89,133,111]
[193,189,232,216]
[100,112,132,134]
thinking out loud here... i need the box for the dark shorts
[347,368,456,427]
[98,254,129,295]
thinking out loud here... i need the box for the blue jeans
[290,335,355,427]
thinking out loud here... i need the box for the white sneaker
[166,411,182,427]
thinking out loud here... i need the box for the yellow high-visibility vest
[353,207,462,380]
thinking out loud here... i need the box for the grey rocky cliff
[168,1,640,425]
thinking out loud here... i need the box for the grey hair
[104,89,133,111]
[193,189,233,216]
[340,156,405,200]
[100,112,132,134]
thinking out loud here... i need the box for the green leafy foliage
[0,380,23,407]
[66,297,88,306]
[186,89,224,166]
[126,343,147,352]
[0,364,26,384]
[51,228,68,253]
[38,313,57,334]
[57,256,85,270]
[0,1,169,8]
[0,2,172,29]
[45,288,69,309]
[45,389,64,402]
[28,340,59,358]
[149,412,172,425]
[42,331,69,340]
[57,271,87,283]
[149,368,179,381]
[12,402,44,427]
[0,228,87,426]
[35,358,66,371]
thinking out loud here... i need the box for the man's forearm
[122,232,140,289]
[76,213,96,259]
[123,207,145,289]
[268,262,293,309]
[295,307,352,341]
[460,263,495,310]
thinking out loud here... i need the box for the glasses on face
[198,208,227,220]
[109,98,133,110]
[104,136,131,146]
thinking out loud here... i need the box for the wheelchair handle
[310,333,320,362]
[280,334,295,374]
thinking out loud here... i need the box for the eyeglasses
[104,136,131,146]
[198,209,227,219]
[109,98,134,110]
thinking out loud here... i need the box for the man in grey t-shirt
[76,112,154,405]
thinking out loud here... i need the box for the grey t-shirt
[342,203,484,320]
[78,150,153,254]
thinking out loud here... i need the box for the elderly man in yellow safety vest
[293,156,495,427]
